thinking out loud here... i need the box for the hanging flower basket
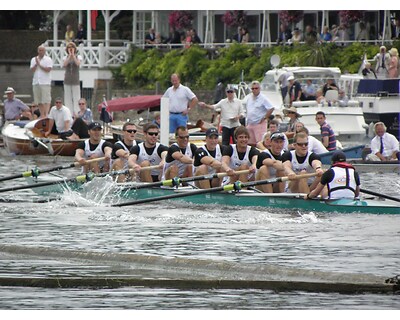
[222,10,247,28]
[339,10,365,25]
[278,11,304,25]
[168,11,193,30]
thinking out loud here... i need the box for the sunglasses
[78,103,85,105]
[125,129,137,133]
[251,87,260,90]
[287,111,295,114]
[296,142,309,147]
[178,135,189,139]
[55,101,62,104]
[226,90,234,93]
[147,132,159,136]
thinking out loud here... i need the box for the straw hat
[389,48,399,56]
[283,106,302,118]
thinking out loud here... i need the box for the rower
[305,151,360,200]
[282,132,324,193]
[128,123,168,182]
[111,122,138,182]
[193,128,233,189]
[255,132,286,193]
[74,122,113,173]
[221,126,259,184]
[162,126,197,181]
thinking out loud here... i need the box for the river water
[0,154,399,310]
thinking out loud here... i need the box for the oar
[113,173,318,207]
[24,130,54,155]
[360,188,400,203]
[129,169,251,190]
[0,165,160,194]
[0,157,106,182]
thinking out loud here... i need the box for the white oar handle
[216,169,250,178]
[281,172,318,182]
[126,165,161,175]
[73,157,106,167]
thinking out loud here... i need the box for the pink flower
[169,11,193,30]
[222,10,247,28]
[278,11,304,25]
[339,10,365,25]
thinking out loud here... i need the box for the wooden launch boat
[1,118,83,156]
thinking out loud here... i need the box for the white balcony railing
[46,42,130,68]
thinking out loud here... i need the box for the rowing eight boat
[25,176,400,215]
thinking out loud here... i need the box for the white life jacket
[327,165,357,199]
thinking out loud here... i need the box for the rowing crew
[74,122,360,200]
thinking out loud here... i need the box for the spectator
[388,47,399,79]
[289,27,302,45]
[163,73,198,134]
[362,62,377,79]
[199,86,244,146]
[320,26,332,42]
[63,42,82,116]
[145,27,156,45]
[65,24,74,43]
[366,122,400,161]
[190,28,201,44]
[335,89,349,107]
[244,80,274,146]
[3,87,32,121]
[373,46,391,78]
[315,111,336,151]
[304,25,318,45]
[302,79,317,100]
[75,23,86,44]
[30,45,53,118]
[356,22,369,41]
[277,24,292,45]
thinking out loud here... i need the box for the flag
[91,10,98,31]
[100,96,113,123]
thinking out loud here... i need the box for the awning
[97,95,162,113]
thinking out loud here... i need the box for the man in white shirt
[30,45,53,118]
[199,86,244,146]
[44,97,74,140]
[367,122,400,161]
[163,73,198,134]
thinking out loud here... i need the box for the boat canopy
[357,79,400,95]
[97,95,162,112]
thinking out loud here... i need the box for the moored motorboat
[258,59,369,146]
[339,70,400,140]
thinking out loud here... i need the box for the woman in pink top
[388,48,399,78]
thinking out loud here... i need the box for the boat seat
[325,90,339,102]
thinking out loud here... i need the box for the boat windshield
[260,74,277,92]
[261,68,341,93]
